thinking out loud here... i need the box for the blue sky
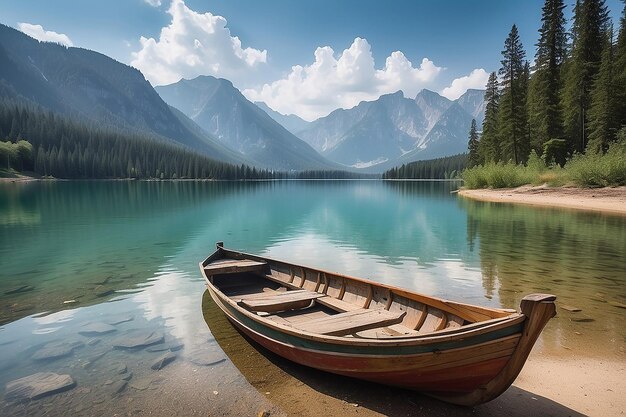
[1,0,623,120]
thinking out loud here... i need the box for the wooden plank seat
[355,324,420,338]
[316,296,361,312]
[296,308,406,336]
[238,290,324,313]
[204,259,268,276]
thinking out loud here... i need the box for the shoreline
[459,185,626,216]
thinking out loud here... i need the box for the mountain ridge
[296,88,485,171]
[254,101,310,135]
[156,75,339,171]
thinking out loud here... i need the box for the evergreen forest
[468,0,626,168]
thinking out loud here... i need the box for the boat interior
[204,257,513,339]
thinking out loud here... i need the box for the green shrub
[566,141,626,187]
[462,162,535,189]
[462,136,626,189]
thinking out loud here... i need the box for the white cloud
[440,68,489,100]
[143,0,161,6]
[131,0,267,86]
[17,23,73,47]
[243,38,442,121]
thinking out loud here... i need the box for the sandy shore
[459,185,626,216]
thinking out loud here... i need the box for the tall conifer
[530,0,567,151]
[498,25,530,164]
[563,0,610,153]
[480,72,501,162]
[467,119,481,167]
[587,27,617,152]
[614,1,626,131]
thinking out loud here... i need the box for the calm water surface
[0,180,624,415]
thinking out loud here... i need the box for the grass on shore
[462,140,626,189]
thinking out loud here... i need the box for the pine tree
[614,1,626,131]
[587,27,617,153]
[480,72,501,162]
[498,24,530,164]
[530,0,567,151]
[467,119,481,166]
[563,0,611,153]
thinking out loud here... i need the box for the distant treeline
[382,154,467,180]
[0,101,280,179]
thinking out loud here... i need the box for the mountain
[414,89,453,132]
[156,76,338,171]
[455,89,486,126]
[297,88,485,171]
[254,102,310,134]
[397,102,474,164]
[0,24,244,164]
[323,91,428,168]
[295,101,373,154]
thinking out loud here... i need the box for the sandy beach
[459,185,626,216]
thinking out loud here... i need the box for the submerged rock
[130,377,153,391]
[185,349,226,367]
[115,363,128,374]
[81,350,108,368]
[78,322,117,336]
[95,289,114,298]
[151,352,176,370]
[32,341,84,361]
[112,330,164,349]
[146,341,184,353]
[5,372,76,402]
[105,314,134,325]
[110,380,127,396]
[86,338,101,346]
[5,285,35,295]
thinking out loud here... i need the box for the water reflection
[462,199,626,358]
[0,180,624,414]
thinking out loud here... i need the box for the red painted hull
[224,311,514,395]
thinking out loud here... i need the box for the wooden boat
[200,242,556,406]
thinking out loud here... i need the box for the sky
[0,0,623,120]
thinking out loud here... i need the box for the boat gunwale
[199,247,526,348]
[204,246,514,319]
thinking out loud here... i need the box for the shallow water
[0,180,624,415]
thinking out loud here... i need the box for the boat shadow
[201,290,584,417]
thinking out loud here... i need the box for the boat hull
[209,286,521,395]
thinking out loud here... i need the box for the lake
[0,180,624,416]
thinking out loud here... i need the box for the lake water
[0,180,624,415]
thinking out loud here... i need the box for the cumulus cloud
[440,68,489,100]
[243,38,442,121]
[143,0,161,6]
[131,0,267,86]
[17,23,73,47]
